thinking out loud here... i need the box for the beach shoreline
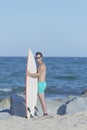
[0,95,87,130]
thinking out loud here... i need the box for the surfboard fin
[28,107,31,113]
[27,107,34,118]
[34,106,38,112]
[34,106,38,116]
[30,114,33,118]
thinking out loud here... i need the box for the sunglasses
[35,56,41,59]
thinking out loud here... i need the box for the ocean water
[0,57,87,99]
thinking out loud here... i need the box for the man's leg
[38,93,48,115]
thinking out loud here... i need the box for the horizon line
[0,56,87,58]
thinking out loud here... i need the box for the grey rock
[66,97,87,114]
[81,89,87,97]
[57,96,87,115]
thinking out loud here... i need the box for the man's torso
[38,63,46,82]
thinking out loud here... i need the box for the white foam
[0,88,12,92]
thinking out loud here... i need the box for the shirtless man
[27,52,48,116]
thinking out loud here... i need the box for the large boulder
[66,97,87,114]
[10,94,26,117]
[57,96,87,115]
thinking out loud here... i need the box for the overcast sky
[0,0,87,57]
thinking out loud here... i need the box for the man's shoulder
[41,63,46,69]
[42,63,46,67]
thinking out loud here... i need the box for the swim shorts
[38,82,47,94]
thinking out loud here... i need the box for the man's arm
[27,71,40,78]
[27,65,45,78]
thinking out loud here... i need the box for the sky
[0,0,87,57]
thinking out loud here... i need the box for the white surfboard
[25,49,38,118]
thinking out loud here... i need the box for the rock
[0,98,10,108]
[57,96,76,115]
[81,89,87,97]
[10,94,26,117]
[66,97,87,114]
[57,96,87,115]
[57,104,66,115]
[0,113,11,120]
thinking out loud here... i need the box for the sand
[0,97,87,130]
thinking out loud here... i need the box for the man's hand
[27,70,31,76]
[27,70,39,78]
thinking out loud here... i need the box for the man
[27,52,48,116]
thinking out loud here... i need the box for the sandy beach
[0,97,87,130]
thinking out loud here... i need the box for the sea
[0,57,87,99]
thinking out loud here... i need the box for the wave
[0,88,12,92]
[0,86,24,93]
[53,75,78,80]
[46,86,59,94]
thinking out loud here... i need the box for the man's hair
[36,52,43,57]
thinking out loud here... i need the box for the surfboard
[25,49,38,118]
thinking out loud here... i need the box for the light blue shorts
[38,82,47,94]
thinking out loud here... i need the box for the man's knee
[38,94,44,101]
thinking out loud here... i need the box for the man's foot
[43,113,48,116]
